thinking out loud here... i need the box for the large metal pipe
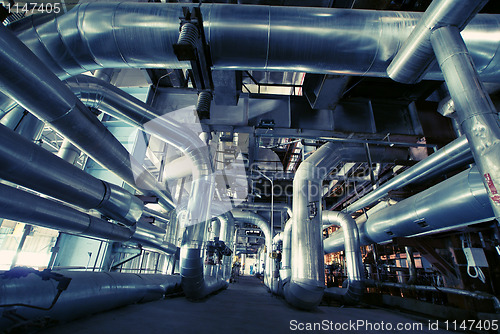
[0,123,143,226]
[66,75,215,217]
[322,211,364,305]
[65,74,220,298]
[387,0,489,84]
[286,143,406,310]
[0,25,172,209]
[0,270,181,330]
[346,135,472,214]
[431,25,500,221]
[0,183,133,242]
[10,3,500,82]
[324,167,495,253]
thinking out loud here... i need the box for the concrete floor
[41,276,456,334]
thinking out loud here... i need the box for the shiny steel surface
[324,167,495,253]
[0,271,181,330]
[322,211,364,304]
[387,0,488,83]
[0,25,168,207]
[0,183,133,242]
[347,135,472,214]
[431,25,500,220]
[0,123,143,226]
[8,3,500,81]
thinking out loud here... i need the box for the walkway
[41,275,455,334]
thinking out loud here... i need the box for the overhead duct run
[322,211,364,305]
[0,25,173,210]
[0,269,182,331]
[325,166,495,254]
[286,142,407,310]
[9,3,500,82]
[347,135,472,214]
[387,0,489,84]
[0,183,133,242]
[0,123,143,226]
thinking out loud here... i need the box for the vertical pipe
[430,25,500,221]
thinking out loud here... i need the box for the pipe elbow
[325,280,364,305]
[284,278,324,310]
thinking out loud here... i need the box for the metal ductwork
[64,74,220,297]
[387,0,489,84]
[0,269,181,330]
[65,75,214,219]
[9,3,500,82]
[0,25,172,209]
[231,210,272,287]
[0,183,133,242]
[286,142,407,310]
[430,25,500,221]
[325,166,495,253]
[279,218,292,285]
[347,135,472,214]
[0,123,143,226]
[322,211,364,305]
[218,212,236,282]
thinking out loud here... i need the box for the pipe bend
[283,278,324,310]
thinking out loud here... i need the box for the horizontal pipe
[325,167,495,253]
[10,3,500,82]
[0,25,171,210]
[0,123,143,226]
[0,183,133,242]
[387,0,489,84]
[0,270,182,330]
[347,135,472,214]
[366,281,500,313]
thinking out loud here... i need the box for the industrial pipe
[325,167,495,253]
[10,3,500,82]
[387,0,488,84]
[0,123,143,226]
[0,183,133,242]
[431,25,500,221]
[322,211,364,305]
[286,143,407,310]
[367,281,500,313]
[0,270,182,331]
[0,25,172,209]
[346,135,472,214]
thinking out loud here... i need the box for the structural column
[430,25,500,220]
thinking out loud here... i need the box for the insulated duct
[0,270,181,331]
[322,211,364,305]
[0,123,143,226]
[0,25,172,209]
[231,210,272,287]
[9,3,500,82]
[324,166,495,253]
[347,135,472,214]
[0,183,133,242]
[64,74,219,297]
[387,0,489,84]
[65,75,214,223]
[286,143,407,310]
[431,25,500,221]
